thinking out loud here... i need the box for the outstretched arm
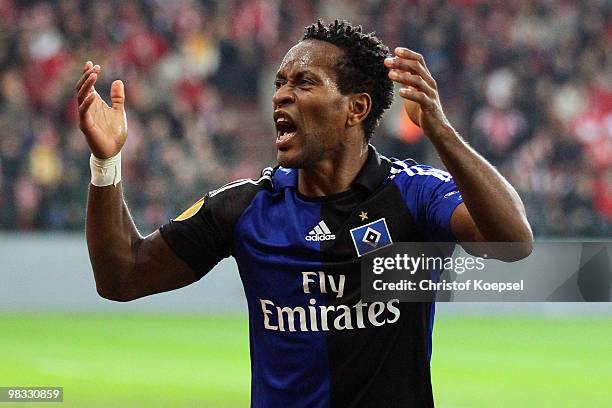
[76,61,196,301]
[384,48,533,260]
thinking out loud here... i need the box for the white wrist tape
[90,152,122,187]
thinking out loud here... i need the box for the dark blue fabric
[233,183,331,408]
[389,161,463,365]
[390,162,464,242]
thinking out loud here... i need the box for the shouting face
[273,40,351,168]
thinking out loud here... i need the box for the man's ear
[347,93,371,128]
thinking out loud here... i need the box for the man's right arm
[77,61,196,301]
[87,183,197,301]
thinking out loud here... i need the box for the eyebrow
[275,69,321,82]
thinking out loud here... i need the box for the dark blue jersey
[160,145,464,407]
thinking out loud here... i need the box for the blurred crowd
[0,0,610,236]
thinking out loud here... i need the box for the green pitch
[1,314,610,407]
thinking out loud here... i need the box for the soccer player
[76,20,532,407]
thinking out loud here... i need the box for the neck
[298,143,369,197]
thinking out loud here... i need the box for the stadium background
[0,0,610,406]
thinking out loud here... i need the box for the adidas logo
[305,220,336,242]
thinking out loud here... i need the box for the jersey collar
[352,144,392,192]
[272,144,391,193]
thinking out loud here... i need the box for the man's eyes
[274,78,315,89]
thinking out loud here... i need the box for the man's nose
[272,85,295,107]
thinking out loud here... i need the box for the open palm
[403,98,423,129]
[385,48,449,137]
[76,62,127,159]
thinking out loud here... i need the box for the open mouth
[274,113,298,148]
[276,120,297,140]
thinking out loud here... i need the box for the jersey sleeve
[393,164,464,242]
[159,180,263,279]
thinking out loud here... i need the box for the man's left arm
[385,48,533,260]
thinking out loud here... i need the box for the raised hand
[76,61,127,159]
[384,48,451,138]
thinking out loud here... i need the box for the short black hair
[302,19,394,141]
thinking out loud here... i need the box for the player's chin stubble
[277,135,325,169]
[277,150,307,169]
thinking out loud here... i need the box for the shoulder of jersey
[208,166,275,198]
[173,167,275,222]
[384,156,452,183]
